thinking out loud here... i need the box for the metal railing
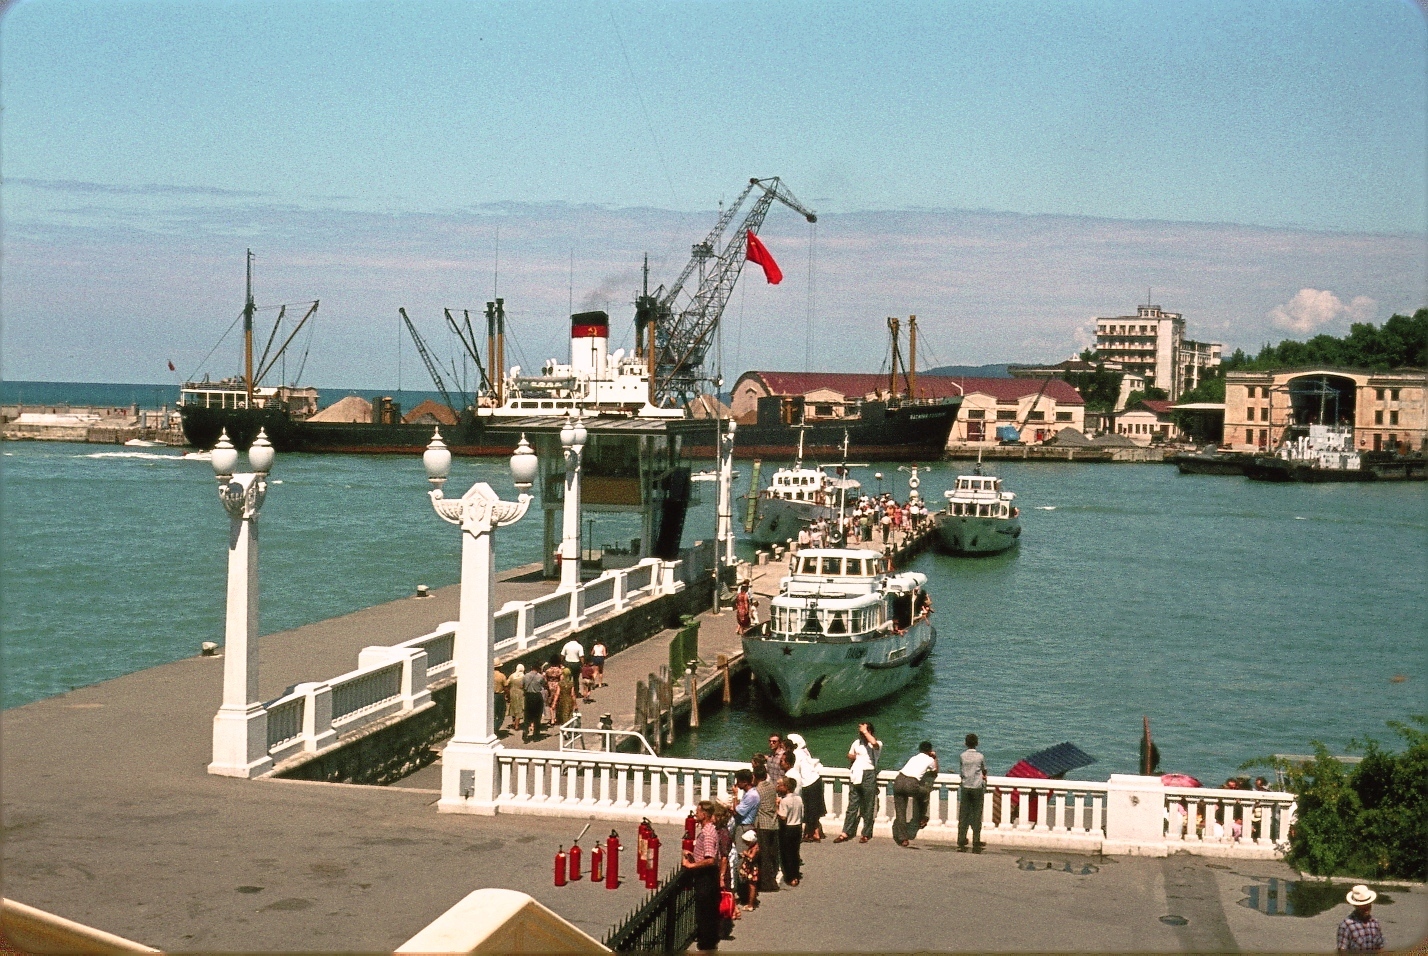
[603,868,696,953]
[558,715,656,756]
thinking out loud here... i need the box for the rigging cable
[187,309,245,382]
[805,219,817,372]
[607,2,678,211]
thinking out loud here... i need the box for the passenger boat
[742,547,936,718]
[746,430,859,546]
[933,471,1021,555]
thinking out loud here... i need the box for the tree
[1248,716,1428,880]
[1223,310,1427,372]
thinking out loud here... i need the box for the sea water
[2,442,1424,785]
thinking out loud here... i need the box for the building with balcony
[1093,304,1221,400]
[946,378,1086,445]
[1222,369,1427,452]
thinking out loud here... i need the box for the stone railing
[458,755,1294,860]
[257,557,685,765]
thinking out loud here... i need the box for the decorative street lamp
[423,428,537,812]
[715,418,737,595]
[557,412,587,592]
[208,428,277,778]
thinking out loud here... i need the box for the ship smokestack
[571,310,609,378]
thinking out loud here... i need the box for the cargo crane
[399,307,464,417]
[998,373,1057,445]
[638,177,816,408]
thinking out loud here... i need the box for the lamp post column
[209,430,276,778]
[558,413,587,592]
[716,417,737,582]
[424,431,536,813]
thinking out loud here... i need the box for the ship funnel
[571,310,609,377]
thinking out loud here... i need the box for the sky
[2,0,1425,390]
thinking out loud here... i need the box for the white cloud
[1266,289,1377,334]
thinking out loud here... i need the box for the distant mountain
[922,364,1012,378]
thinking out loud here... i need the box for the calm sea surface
[3,439,1424,786]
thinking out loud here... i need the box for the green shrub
[1257,716,1428,880]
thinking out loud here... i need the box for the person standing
[766,733,788,789]
[560,638,585,683]
[753,766,781,893]
[683,800,722,952]
[492,666,509,733]
[836,722,882,843]
[958,733,988,852]
[893,741,938,846]
[1337,885,1385,952]
[520,665,546,742]
[734,582,752,635]
[786,733,826,841]
[775,777,803,885]
[506,664,526,733]
[590,641,607,687]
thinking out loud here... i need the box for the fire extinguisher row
[554,828,623,889]
[555,813,698,891]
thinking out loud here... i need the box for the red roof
[1141,400,1177,414]
[738,371,1083,405]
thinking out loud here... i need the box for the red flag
[745,230,782,285]
[167,360,176,372]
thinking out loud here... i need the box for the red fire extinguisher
[682,810,696,855]
[635,819,651,882]
[554,845,567,887]
[568,841,582,881]
[644,828,661,889]
[605,829,621,890]
[590,842,603,883]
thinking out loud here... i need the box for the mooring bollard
[718,653,731,704]
[685,664,699,728]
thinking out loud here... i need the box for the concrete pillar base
[209,704,274,778]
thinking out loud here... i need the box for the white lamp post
[716,417,737,577]
[424,428,537,813]
[557,412,587,592]
[208,428,277,778]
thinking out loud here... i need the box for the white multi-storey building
[1093,304,1221,400]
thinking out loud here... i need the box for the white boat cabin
[943,475,1017,519]
[768,548,928,641]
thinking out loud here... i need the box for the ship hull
[742,620,935,719]
[180,408,518,455]
[1243,457,1377,483]
[690,400,960,462]
[1172,453,1250,476]
[748,497,834,547]
[933,514,1021,555]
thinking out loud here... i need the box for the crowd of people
[791,492,934,553]
[490,638,607,743]
[682,725,990,951]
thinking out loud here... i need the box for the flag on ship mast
[745,230,782,285]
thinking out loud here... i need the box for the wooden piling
[718,654,731,704]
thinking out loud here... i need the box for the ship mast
[243,249,255,407]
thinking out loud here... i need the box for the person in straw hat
[1336,884,1384,952]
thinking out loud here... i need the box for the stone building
[947,378,1085,445]
[1112,399,1181,446]
[1222,369,1427,452]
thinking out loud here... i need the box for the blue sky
[2,0,1425,388]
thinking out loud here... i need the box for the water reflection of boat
[742,548,935,718]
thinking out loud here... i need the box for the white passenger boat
[748,430,859,546]
[934,472,1021,555]
[741,547,936,718]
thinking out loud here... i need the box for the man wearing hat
[1337,885,1384,952]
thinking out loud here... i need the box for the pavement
[12,529,1422,953]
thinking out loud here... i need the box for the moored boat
[1170,449,1253,475]
[747,429,859,547]
[742,548,936,718]
[933,472,1021,555]
[1244,425,1375,483]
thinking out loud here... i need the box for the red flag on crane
[745,230,782,285]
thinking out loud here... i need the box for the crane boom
[399,307,460,416]
[648,177,816,407]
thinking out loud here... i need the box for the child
[775,778,803,886]
[579,662,596,702]
[736,831,760,910]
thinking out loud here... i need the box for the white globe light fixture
[211,430,240,480]
[510,435,537,491]
[247,428,275,476]
[424,429,453,489]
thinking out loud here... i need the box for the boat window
[828,612,847,634]
[820,556,841,575]
[801,612,821,634]
[800,557,819,574]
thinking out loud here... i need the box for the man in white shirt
[835,722,882,843]
[893,741,938,846]
[560,638,584,683]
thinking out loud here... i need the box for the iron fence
[603,867,696,953]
